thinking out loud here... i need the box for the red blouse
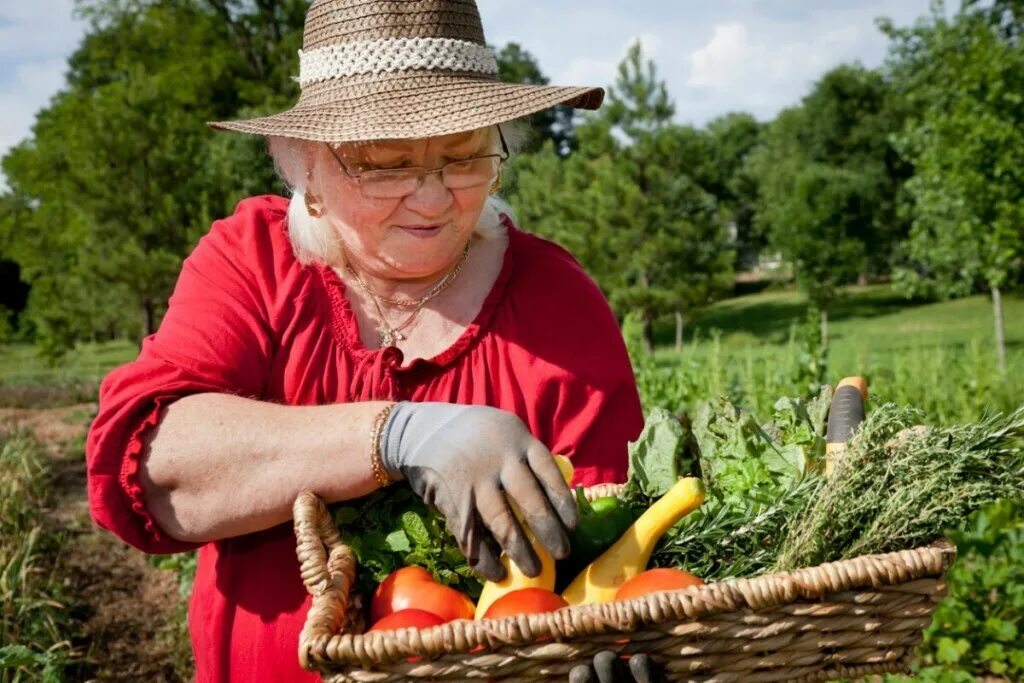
[85,195,643,682]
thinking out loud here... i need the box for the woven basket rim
[293,489,956,674]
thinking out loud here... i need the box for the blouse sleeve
[510,233,644,488]
[85,197,283,553]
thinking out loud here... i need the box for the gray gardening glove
[380,401,578,582]
[568,652,663,683]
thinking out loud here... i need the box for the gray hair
[267,123,524,266]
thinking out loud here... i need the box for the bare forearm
[139,393,389,543]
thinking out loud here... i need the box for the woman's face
[318,127,497,281]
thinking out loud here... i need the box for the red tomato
[368,608,446,632]
[370,567,475,624]
[482,588,569,620]
[614,568,705,601]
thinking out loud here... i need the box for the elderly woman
[86,1,645,681]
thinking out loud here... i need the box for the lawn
[0,339,137,386]
[648,285,1023,423]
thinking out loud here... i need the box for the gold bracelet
[369,403,397,488]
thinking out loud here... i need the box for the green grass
[0,428,76,680]
[643,285,1023,424]
[0,339,138,385]
[0,340,137,408]
[679,284,1024,353]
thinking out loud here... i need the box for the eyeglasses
[326,128,509,199]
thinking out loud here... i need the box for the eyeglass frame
[324,127,510,198]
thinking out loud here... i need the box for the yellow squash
[474,455,575,619]
[561,477,705,606]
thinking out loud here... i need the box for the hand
[380,402,578,581]
[569,651,663,683]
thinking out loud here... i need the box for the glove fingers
[501,457,572,559]
[629,653,661,683]
[475,483,541,578]
[525,441,579,532]
[462,509,506,582]
[415,473,505,582]
[568,663,597,683]
[568,663,596,683]
[593,650,626,683]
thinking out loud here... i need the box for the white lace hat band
[298,37,498,85]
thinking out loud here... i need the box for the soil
[1,403,194,682]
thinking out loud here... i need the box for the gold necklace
[346,241,472,347]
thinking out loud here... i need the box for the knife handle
[825,376,867,476]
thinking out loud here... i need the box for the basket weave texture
[293,487,955,682]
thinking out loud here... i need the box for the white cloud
[676,10,892,124]
[687,23,751,89]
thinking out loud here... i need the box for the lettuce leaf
[623,407,689,500]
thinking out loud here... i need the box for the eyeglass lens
[358,156,501,198]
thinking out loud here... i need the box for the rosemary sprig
[651,472,822,579]
[775,404,1024,570]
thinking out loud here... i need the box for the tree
[769,164,873,344]
[747,63,908,341]
[0,0,306,358]
[511,42,733,350]
[494,43,577,155]
[883,0,1024,374]
[700,113,763,270]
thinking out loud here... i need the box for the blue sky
[1,0,942,178]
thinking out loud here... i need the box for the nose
[403,170,452,216]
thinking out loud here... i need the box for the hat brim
[208,74,603,143]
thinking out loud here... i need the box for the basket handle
[293,491,360,669]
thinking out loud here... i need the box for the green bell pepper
[559,487,637,585]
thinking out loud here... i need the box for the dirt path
[1,404,193,682]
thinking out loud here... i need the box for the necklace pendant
[378,327,405,347]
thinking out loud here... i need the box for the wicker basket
[293,487,955,682]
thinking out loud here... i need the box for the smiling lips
[399,224,444,238]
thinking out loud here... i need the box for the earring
[304,191,324,218]
[489,169,503,195]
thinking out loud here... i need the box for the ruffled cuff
[117,396,199,552]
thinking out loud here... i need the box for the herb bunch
[775,404,1024,570]
[652,474,820,580]
[331,486,482,599]
[627,391,830,580]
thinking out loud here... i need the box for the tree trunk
[820,307,829,348]
[675,311,684,352]
[640,270,653,353]
[643,312,654,354]
[143,300,157,338]
[992,285,1007,377]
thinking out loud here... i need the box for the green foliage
[885,3,1024,300]
[701,113,764,270]
[622,407,687,501]
[0,429,75,681]
[0,0,305,359]
[883,500,1024,681]
[775,404,1024,570]
[650,391,829,580]
[692,392,824,509]
[148,552,198,599]
[331,486,484,600]
[748,63,908,319]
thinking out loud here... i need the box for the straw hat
[209,0,604,143]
